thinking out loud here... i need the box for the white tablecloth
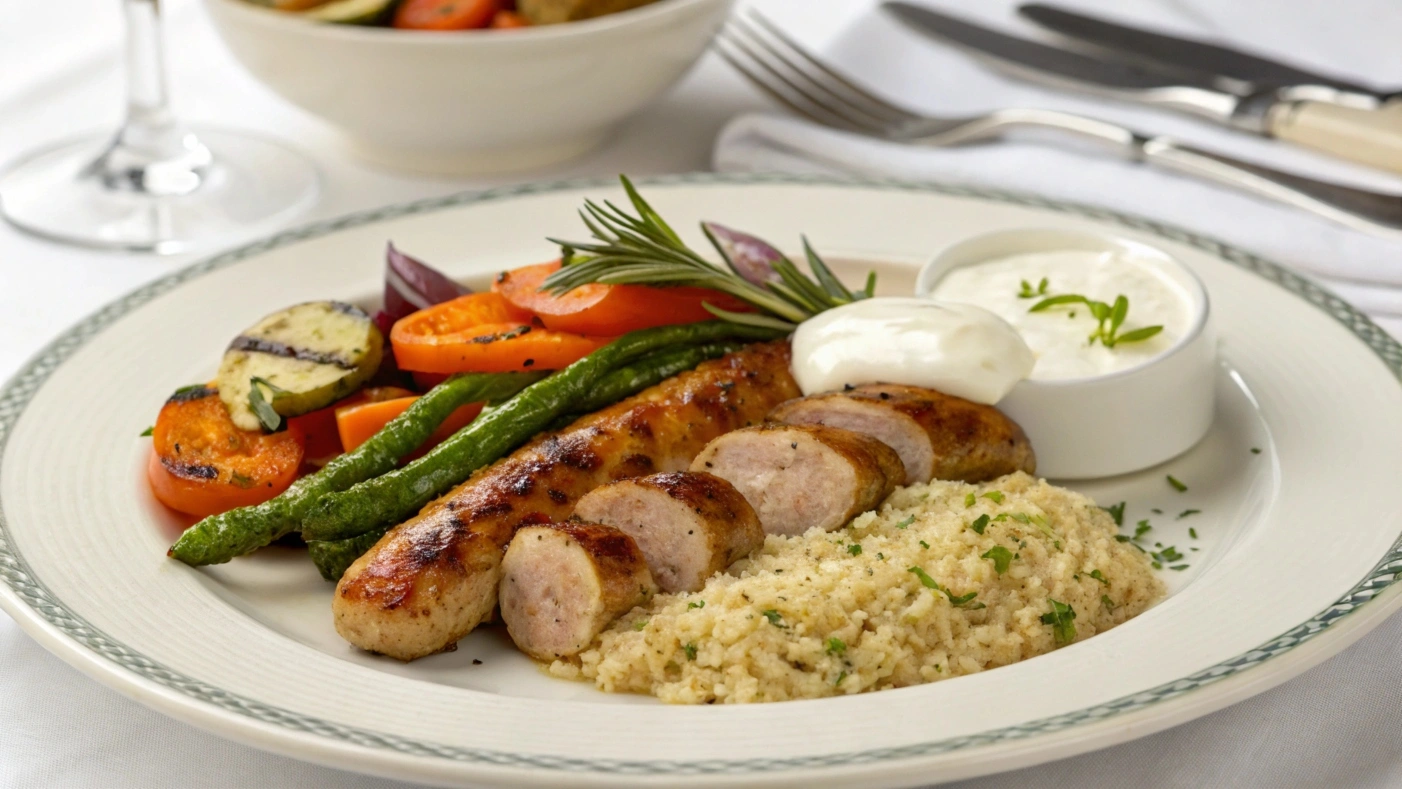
[4,1,1402,787]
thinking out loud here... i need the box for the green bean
[546,340,746,430]
[167,371,545,566]
[305,338,751,580]
[300,322,783,544]
[307,528,387,582]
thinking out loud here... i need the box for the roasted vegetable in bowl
[243,0,664,29]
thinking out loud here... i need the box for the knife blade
[1018,4,1395,109]
[883,2,1267,131]
[882,1,1402,175]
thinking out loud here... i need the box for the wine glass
[0,0,318,255]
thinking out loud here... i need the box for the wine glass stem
[85,0,212,197]
[124,0,177,138]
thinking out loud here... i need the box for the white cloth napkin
[715,0,1402,329]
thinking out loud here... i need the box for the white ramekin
[915,228,1217,480]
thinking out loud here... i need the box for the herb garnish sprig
[1018,278,1050,299]
[543,176,876,331]
[1029,293,1163,348]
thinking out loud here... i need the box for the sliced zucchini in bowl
[303,0,399,24]
[217,301,384,431]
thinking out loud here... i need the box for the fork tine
[716,24,891,134]
[714,35,870,133]
[739,9,924,124]
[723,16,904,131]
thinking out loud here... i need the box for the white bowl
[202,0,734,174]
[917,228,1217,480]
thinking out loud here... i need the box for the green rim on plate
[2,172,1401,775]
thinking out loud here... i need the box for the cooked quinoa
[549,472,1163,703]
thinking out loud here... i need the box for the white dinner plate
[3,174,1402,788]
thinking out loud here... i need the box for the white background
[4,0,1402,786]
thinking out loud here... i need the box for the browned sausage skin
[499,522,656,661]
[333,341,800,661]
[690,424,904,536]
[573,471,764,594]
[768,384,1035,484]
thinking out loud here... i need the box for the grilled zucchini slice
[217,301,384,431]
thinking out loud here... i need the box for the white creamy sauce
[790,297,1035,404]
[928,249,1196,381]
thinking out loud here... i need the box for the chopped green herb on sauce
[1017,277,1050,299]
[1103,501,1125,527]
[1167,475,1188,492]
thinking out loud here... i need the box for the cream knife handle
[1140,138,1402,236]
[1269,100,1402,175]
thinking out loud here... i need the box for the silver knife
[1018,3,1398,111]
[884,2,1402,176]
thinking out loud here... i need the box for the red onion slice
[382,242,470,323]
[703,222,783,286]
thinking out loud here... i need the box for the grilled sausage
[768,384,1035,485]
[572,472,764,594]
[499,522,656,661]
[690,424,904,536]
[333,341,800,661]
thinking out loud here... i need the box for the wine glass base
[0,128,319,255]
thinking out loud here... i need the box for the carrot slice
[489,9,530,27]
[393,0,502,29]
[493,261,752,336]
[147,387,305,517]
[335,396,483,454]
[390,292,613,373]
[289,386,415,465]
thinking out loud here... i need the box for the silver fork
[715,10,1402,237]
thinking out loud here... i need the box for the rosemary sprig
[1029,293,1163,348]
[543,176,875,330]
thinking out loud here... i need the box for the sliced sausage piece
[690,424,904,537]
[573,472,764,594]
[768,384,1035,485]
[500,522,656,661]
